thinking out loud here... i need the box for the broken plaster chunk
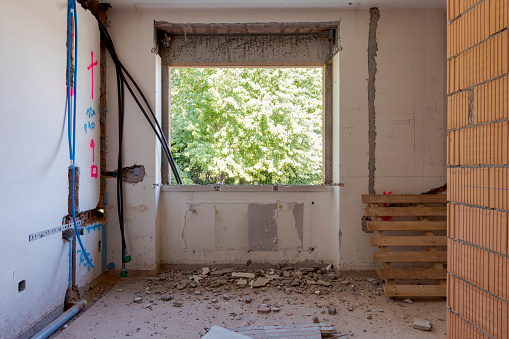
[161,294,172,301]
[211,268,233,276]
[413,318,431,331]
[133,297,142,303]
[257,305,271,314]
[232,272,256,279]
[192,275,204,283]
[251,277,271,288]
[316,280,331,287]
[236,279,248,287]
[402,298,413,304]
[201,267,210,275]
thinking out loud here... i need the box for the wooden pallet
[362,194,448,298]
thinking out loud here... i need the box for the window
[157,21,340,185]
[169,67,323,185]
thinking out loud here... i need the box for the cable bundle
[96,18,182,276]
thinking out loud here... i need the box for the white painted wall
[0,1,102,337]
[160,189,333,265]
[105,8,446,272]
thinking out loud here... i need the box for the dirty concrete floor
[53,268,446,338]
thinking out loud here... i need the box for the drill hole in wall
[18,280,26,292]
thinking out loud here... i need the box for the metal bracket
[29,220,82,242]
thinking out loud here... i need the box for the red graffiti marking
[382,191,393,221]
[87,51,98,99]
[90,139,98,178]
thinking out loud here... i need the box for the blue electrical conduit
[31,300,87,339]
[67,0,94,268]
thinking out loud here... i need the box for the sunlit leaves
[170,68,322,185]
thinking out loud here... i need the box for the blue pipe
[31,300,86,339]
[66,0,94,268]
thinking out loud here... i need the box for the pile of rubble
[141,264,384,297]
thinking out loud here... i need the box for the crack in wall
[368,8,379,195]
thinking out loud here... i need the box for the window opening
[170,67,323,185]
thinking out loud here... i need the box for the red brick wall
[447,0,509,337]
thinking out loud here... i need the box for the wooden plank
[365,206,447,217]
[374,251,447,263]
[383,284,447,297]
[367,221,447,231]
[233,323,333,338]
[361,194,447,204]
[370,236,448,247]
[370,202,395,286]
[376,268,448,280]
[415,201,447,286]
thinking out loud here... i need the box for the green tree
[170,67,323,185]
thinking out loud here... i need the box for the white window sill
[160,184,334,193]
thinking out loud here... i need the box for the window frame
[158,22,339,187]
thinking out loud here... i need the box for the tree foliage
[170,68,323,185]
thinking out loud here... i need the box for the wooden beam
[367,221,447,231]
[383,284,447,297]
[365,206,447,217]
[376,268,448,280]
[370,236,448,247]
[361,194,447,204]
[374,251,447,263]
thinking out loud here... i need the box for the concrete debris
[328,306,337,315]
[413,318,431,331]
[232,272,256,279]
[236,279,248,287]
[161,294,172,301]
[402,298,412,304]
[272,305,281,312]
[211,268,233,276]
[117,289,123,292]
[201,267,211,275]
[366,278,378,285]
[251,277,271,288]
[257,305,271,314]
[133,297,142,303]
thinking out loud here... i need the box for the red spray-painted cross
[87,51,98,99]
[90,139,98,178]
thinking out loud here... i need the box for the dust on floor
[53,267,446,338]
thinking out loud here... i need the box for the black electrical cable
[95,16,182,275]
[97,19,182,184]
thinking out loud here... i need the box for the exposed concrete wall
[0,1,102,337]
[105,8,446,272]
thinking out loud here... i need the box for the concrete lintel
[161,35,332,67]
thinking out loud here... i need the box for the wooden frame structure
[362,194,447,297]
